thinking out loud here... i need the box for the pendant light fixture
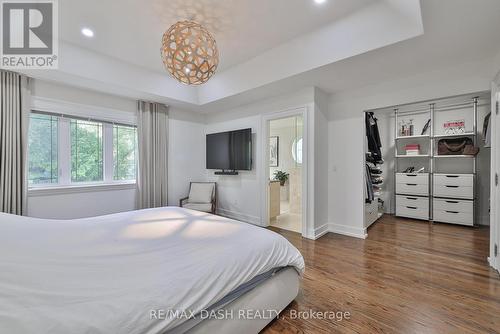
[161,20,219,85]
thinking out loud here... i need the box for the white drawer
[433,210,473,226]
[397,195,429,209]
[433,184,473,199]
[365,203,378,226]
[396,183,429,196]
[396,173,429,186]
[433,198,473,213]
[433,174,474,187]
[396,204,429,220]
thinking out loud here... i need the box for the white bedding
[0,207,304,334]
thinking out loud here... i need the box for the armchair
[180,182,217,214]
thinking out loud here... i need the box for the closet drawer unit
[365,202,378,227]
[433,198,474,213]
[433,184,473,199]
[396,173,429,186]
[396,183,429,196]
[433,174,474,187]
[397,195,429,208]
[396,195,429,220]
[396,205,429,220]
[433,209,473,226]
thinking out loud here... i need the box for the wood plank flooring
[262,215,500,334]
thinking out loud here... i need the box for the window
[113,125,137,181]
[27,111,137,188]
[292,137,303,165]
[28,114,58,184]
[71,120,103,182]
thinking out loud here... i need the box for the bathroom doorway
[267,115,303,233]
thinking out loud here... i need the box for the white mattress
[0,207,304,334]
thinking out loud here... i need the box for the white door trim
[490,76,500,272]
[260,106,313,239]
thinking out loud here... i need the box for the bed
[0,207,304,334]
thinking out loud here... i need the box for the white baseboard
[327,223,367,239]
[312,223,329,240]
[217,208,262,226]
[488,257,499,273]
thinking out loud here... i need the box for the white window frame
[28,97,138,194]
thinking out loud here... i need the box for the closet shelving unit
[394,97,479,226]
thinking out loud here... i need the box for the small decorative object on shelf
[443,119,465,135]
[405,144,420,155]
[273,170,289,186]
[421,119,431,135]
[399,119,414,137]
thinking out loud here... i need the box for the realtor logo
[1,0,58,69]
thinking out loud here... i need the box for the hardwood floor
[263,215,500,334]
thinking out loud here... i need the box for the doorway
[266,115,304,233]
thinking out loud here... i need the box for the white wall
[328,59,495,236]
[203,87,329,238]
[27,80,206,219]
[205,115,262,224]
[28,187,137,219]
[313,88,330,237]
[167,110,206,208]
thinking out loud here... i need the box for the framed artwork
[269,136,279,167]
[443,119,465,135]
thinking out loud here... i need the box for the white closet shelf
[396,135,430,139]
[433,133,475,138]
[395,154,430,158]
[433,155,475,158]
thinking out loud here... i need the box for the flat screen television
[206,128,252,173]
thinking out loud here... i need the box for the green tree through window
[113,125,137,180]
[28,114,58,184]
[71,120,103,182]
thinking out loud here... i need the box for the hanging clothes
[365,112,383,163]
[365,164,374,203]
[483,112,491,148]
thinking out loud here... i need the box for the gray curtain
[0,71,31,215]
[136,101,169,209]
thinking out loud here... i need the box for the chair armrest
[179,197,189,207]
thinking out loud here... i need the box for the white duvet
[0,207,304,334]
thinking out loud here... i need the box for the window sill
[28,182,137,196]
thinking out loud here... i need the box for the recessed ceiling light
[314,0,327,4]
[81,28,94,38]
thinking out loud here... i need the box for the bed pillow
[188,183,214,203]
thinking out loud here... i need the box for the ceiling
[21,0,500,113]
[60,0,376,72]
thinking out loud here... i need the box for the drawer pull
[445,175,459,178]
[406,183,417,186]
[446,210,459,214]
[445,185,459,188]
[406,197,418,200]
[406,206,418,209]
[406,174,417,177]
[445,201,459,204]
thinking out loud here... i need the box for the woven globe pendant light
[161,20,219,85]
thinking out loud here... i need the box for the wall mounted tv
[206,128,252,175]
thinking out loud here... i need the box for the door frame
[490,75,500,272]
[260,106,312,239]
